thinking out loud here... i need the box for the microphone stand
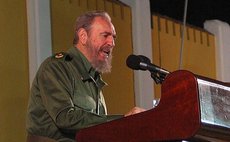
[150,70,169,84]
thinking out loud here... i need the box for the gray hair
[73,11,111,44]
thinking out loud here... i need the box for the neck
[75,44,91,62]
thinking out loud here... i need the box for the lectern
[75,70,230,142]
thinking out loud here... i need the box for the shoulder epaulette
[52,52,72,61]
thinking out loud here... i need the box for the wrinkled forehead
[110,22,116,35]
[91,17,116,35]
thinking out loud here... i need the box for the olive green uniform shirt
[26,47,122,142]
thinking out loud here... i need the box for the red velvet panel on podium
[75,70,230,142]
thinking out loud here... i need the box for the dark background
[150,0,230,28]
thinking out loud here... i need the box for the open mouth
[101,49,110,58]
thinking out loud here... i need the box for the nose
[107,35,115,47]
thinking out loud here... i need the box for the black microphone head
[138,55,151,64]
[126,54,141,70]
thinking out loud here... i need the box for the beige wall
[152,14,216,98]
[0,0,29,141]
[50,0,135,114]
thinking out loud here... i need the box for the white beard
[86,41,113,73]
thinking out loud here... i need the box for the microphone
[126,54,169,75]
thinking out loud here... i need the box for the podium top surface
[197,77,230,129]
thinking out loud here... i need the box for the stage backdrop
[0,0,29,142]
[152,14,216,98]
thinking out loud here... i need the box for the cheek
[93,43,104,52]
[92,37,106,46]
[90,38,107,53]
[91,39,100,48]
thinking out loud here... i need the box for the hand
[124,107,146,117]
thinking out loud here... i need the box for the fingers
[124,107,146,117]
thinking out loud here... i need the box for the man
[26,11,145,142]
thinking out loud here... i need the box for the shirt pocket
[73,91,96,113]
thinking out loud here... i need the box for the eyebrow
[101,32,117,39]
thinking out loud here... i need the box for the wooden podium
[75,70,230,142]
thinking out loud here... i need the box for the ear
[77,28,88,45]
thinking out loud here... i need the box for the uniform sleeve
[37,61,122,134]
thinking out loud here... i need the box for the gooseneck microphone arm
[126,54,170,84]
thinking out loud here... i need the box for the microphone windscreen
[138,55,151,64]
[126,54,141,70]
